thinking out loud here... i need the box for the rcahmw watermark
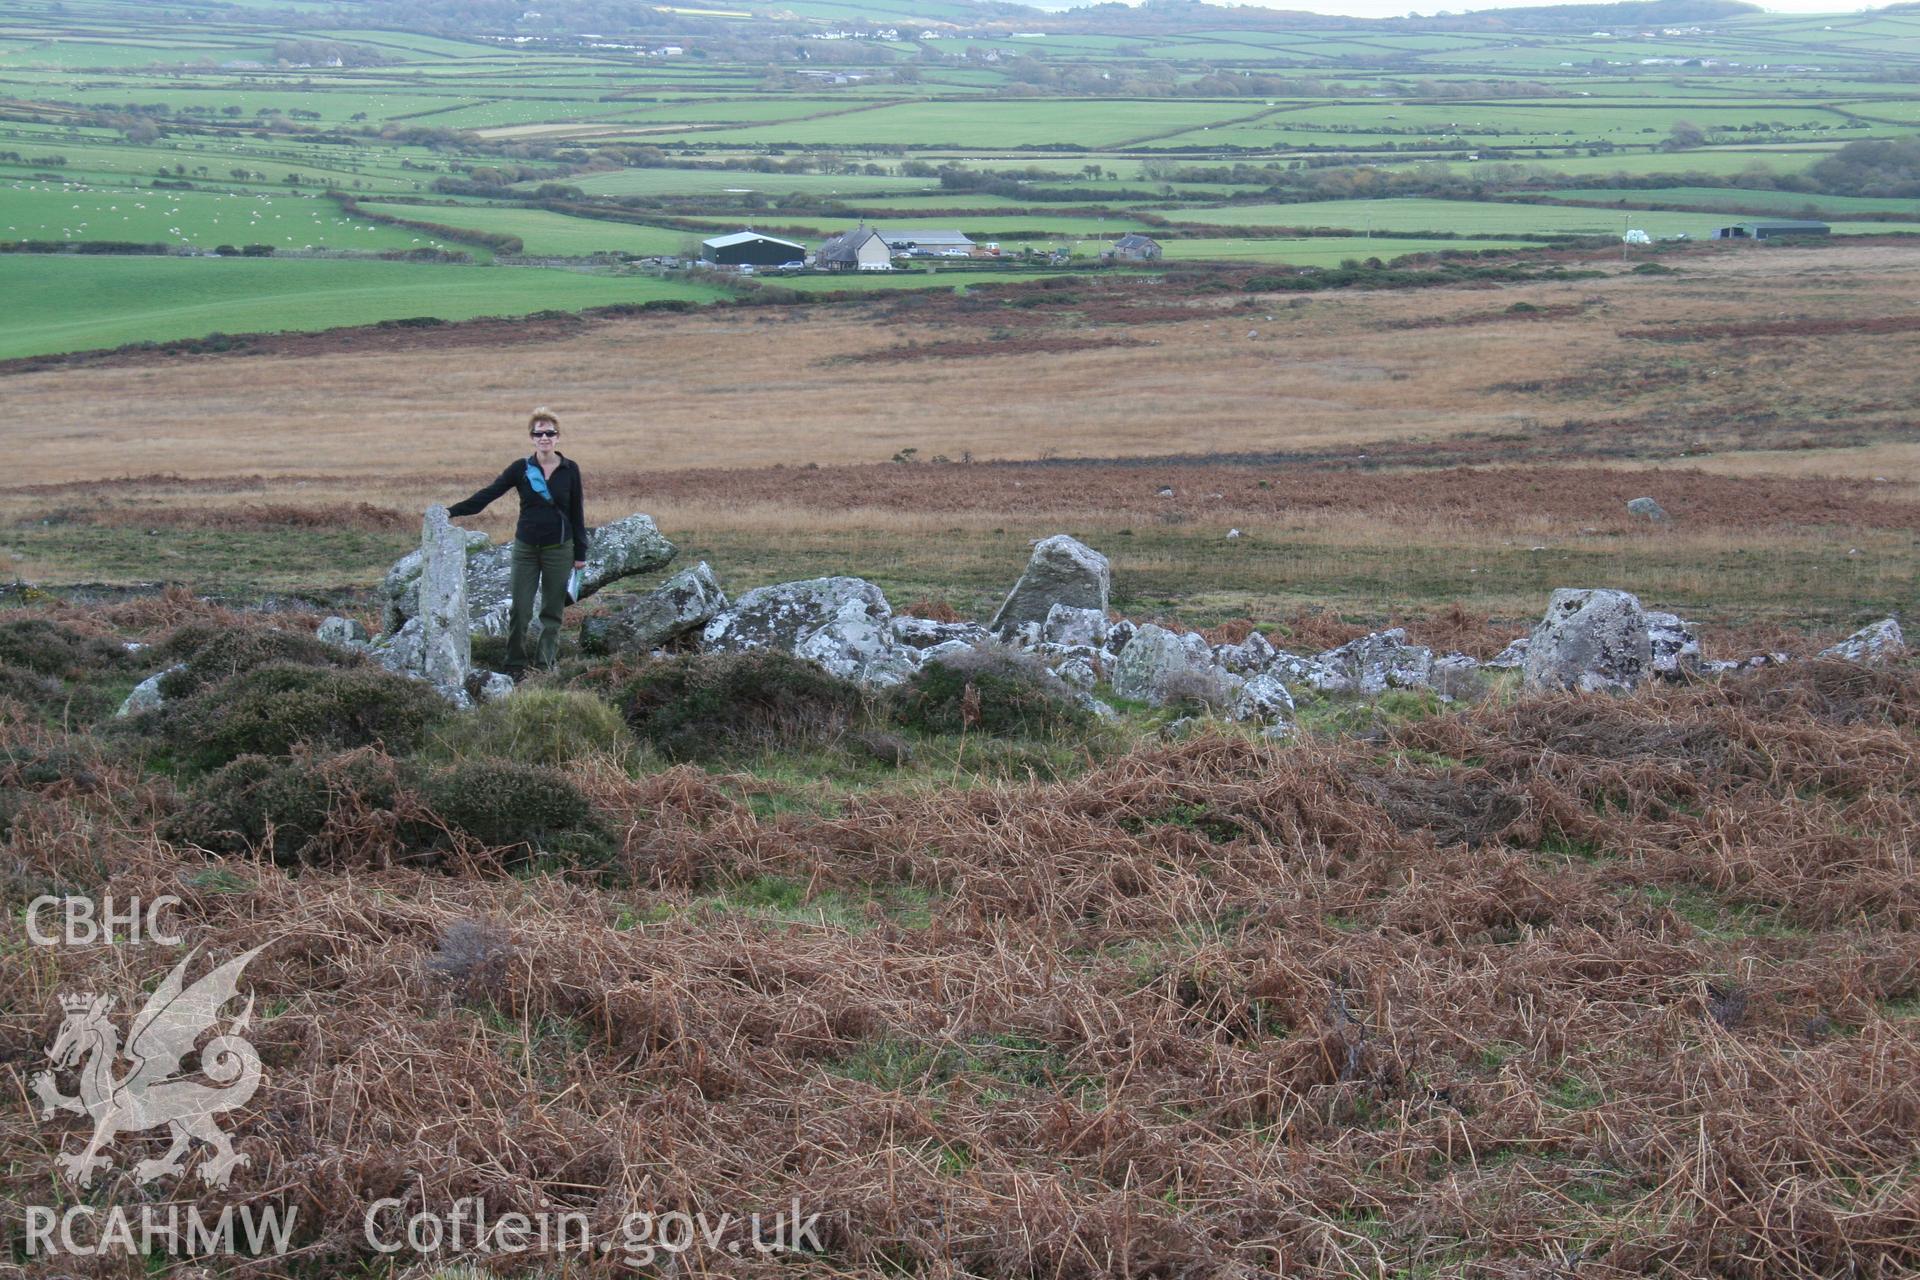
[22,1203,298,1258]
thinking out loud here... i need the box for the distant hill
[1381,0,1763,31]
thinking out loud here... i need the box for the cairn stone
[1646,612,1702,681]
[1818,618,1905,664]
[115,664,186,718]
[702,576,909,685]
[580,561,727,656]
[1112,623,1206,705]
[1315,628,1434,697]
[1522,588,1652,694]
[1626,496,1671,523]
[988,535,1110,635]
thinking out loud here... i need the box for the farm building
[816,225,892,271]
[699,230,807,266]
[879,227,976,256]
[1711,219,1830,240]
[1103,233,1162,262]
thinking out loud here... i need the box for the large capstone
[987,535,1110,635]
[418,506,473,707]
[703,576,906,685]
[1522,588,1652,694]
[1818,618,1905,664]
[381,513,676,637]
[580,561,727,656]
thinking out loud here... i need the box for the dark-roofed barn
[700,230,808,266]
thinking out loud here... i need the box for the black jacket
[449,454,589,563]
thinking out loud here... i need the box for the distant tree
[1664,119,1706,150]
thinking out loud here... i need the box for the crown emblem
[59,992,97,1013]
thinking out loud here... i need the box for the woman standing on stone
[449,408,588,678]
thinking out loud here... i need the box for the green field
[1164,197,1920,240]
[0,256,724,358]
[1,180,436,251]
[3,0,1919,355]
[355,201,691,256]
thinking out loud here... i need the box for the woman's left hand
[574,562,586,569]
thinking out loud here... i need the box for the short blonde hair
[528,407,559,432]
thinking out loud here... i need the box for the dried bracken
[3,640,1917,1278]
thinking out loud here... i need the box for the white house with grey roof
[878,227,976,256]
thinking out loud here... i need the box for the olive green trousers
[508,539,572,671]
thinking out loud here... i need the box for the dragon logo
[31,944,266,1189]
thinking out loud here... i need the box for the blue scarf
[525,457,554,503]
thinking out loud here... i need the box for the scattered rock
[1485,636,1530,670]
[1315,629,1434,697]
[471,671,517,704]
[703,576,908,685]
[987,535,1111,635]
[1522,588,1651,694]
[1646,611,1702,681]
[1818,618,1905,664]
[315,615,369,649]
[1215,630,1276,676]
[1102,618,1137,658]
[1429,652,1487,703]
[579,561,727,656]
[1626,496,1670,523]
[1225,528,1242,540]
[891,616,987,650]
[1111,623,1206,705]
[116,664,186,718]
[1232,672,1295,724]
[1043,603,1108,648]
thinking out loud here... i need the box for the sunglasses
[531,430,558,438]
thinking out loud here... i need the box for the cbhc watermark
[26,895,184,946]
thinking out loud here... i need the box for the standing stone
[1522,588,1652,694]
[1626,496,1671,523]
[1818,618,1905,664]
[579,561,727,655]
[988,536,1110,634]
[419,506,472,708]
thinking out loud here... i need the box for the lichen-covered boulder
[1232,672,1295,724]
[1315,629,1434,697]
[1043,604,1108,648]
[315,615,369,649]
[580,561,727,656]
[703,576,907,685]
[116,664,186,718]
[1102,618,1137,659]
[1818,618,1905,664]
[1627,496,1670,523]
[988,535,1110,634]
[1215,631,1276,676]
[892,616,988,650]
[1522,588,1652,694]
[1112,623,1208,705]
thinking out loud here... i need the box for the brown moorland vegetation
[3,594,1918,1279]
